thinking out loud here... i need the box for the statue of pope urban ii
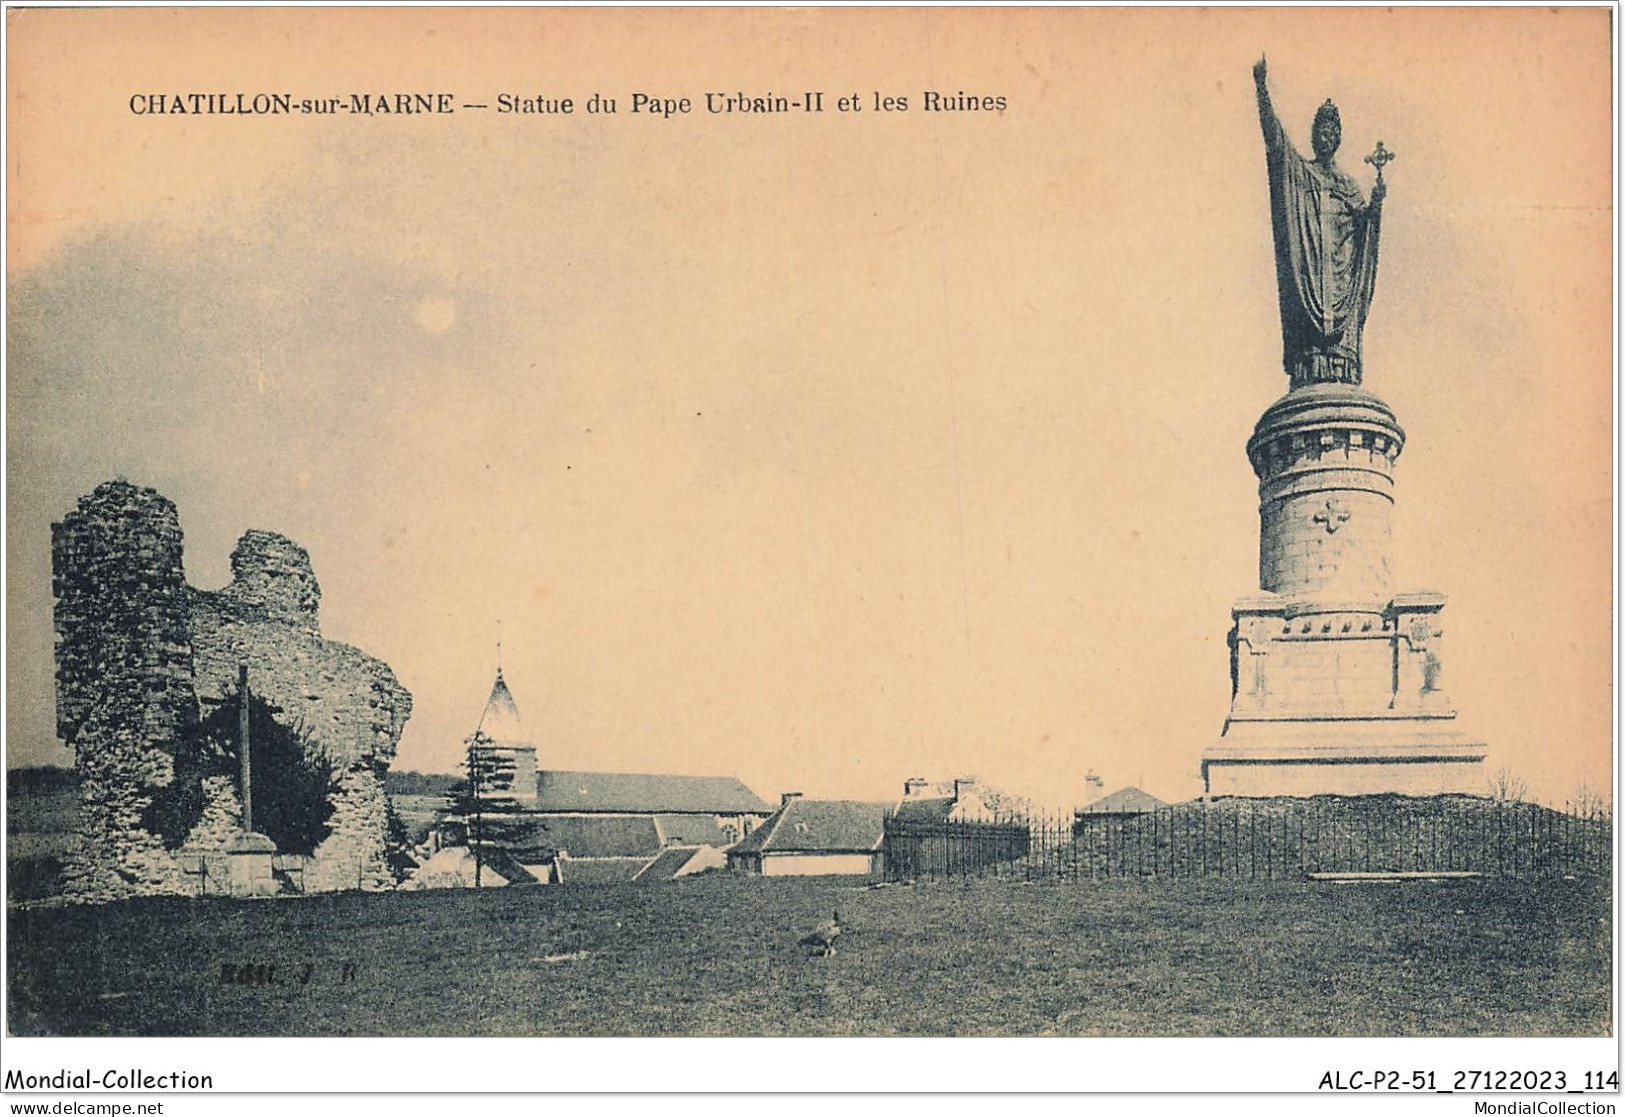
[1254,57,1386,389]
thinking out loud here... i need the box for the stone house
[889,776,990,825]
[399,844,538,890]
[883,777,1031,878]
[1072,786,1169,845]
[1075,786,1167,819]
[726,794,888,876]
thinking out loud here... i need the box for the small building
[420,666,775,885]
[535,769,775,848]
[522,814,662,884]
[885,777,1030,878]
[1075,786,1166,818]
[727,794,888,877]
[632,844,727,884]
[1073,786,1168,839]
[400,844,541,890]
[890,776,989,825]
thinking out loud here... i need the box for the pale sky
[5,8,1612,808]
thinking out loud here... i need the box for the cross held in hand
[1364,140,1395,181]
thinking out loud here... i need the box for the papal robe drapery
[1258,92,1383,388]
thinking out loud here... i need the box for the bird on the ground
[799,910,844,957]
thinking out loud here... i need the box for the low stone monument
[227,831,278,897]
[1200,61,1488,797]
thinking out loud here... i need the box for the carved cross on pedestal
[1364,140,1395,182]
[1313,498,1351,534]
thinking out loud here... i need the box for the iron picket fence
[883,797,1611,883]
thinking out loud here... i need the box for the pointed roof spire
[474,642,530,745]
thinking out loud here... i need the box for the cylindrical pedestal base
[1247,384,1406,607]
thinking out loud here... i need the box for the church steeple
[467,649,538,804]
[476,663,530,747]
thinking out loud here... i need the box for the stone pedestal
[228,831,279,897]
[1202,385,1487,796]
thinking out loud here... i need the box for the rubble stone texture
[52,480,412,902]
[53,483,196,901]
[177,774,244,895]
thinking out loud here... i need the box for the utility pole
[471,733,484,888]
[239,663,252,832]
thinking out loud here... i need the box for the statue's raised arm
[1254,56,1285,149]
[1254,61,1386,389]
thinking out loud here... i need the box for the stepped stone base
[1203,715,1487,797]
[1203,370,1493,799]
[1202,585,1488,798]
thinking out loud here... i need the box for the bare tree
[1487,767,1529,804]
[1568,780,1611,821]
[927,775,1034,818]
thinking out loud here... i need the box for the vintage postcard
[2,4,1614,1104]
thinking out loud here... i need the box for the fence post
[1110,815,1117,879]
[1048,812,1056,881]
[986,813,993,882]
[1296,804,1305,878]
[1494,802,1503,878]
[882,811,891,881]
[1248,800,1256,879]
[1161,808,1168,878]
[1114,815,1122,880]
[1069,811,1078,883]
[1200,804,1207,878]
[1264,806,1273,881]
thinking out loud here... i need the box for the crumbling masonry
[53,480,412,902]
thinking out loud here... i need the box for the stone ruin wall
[52,483,196,900]
[190,530,412,892]
[52,481,412,902]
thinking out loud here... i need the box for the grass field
[6,873,1611,1037]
